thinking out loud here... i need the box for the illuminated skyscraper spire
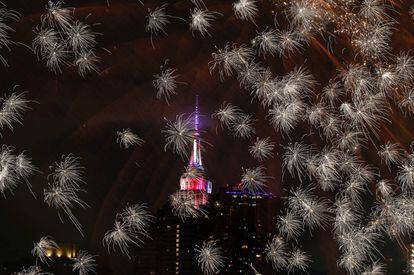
[179,96,212,200]
[191,95,202,167]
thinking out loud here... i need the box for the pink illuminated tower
[179,96,212,206]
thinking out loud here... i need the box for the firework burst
[153,62,185,104]
[249,137,275,161]
[240,166,269,194]
[31,236,59,265]
[117,129,144,149]
[169,190,208,220]
[195,240,225,275]
[72,251,97,275]
[162,114,195,158]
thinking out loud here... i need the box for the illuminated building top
[179,96,212,199]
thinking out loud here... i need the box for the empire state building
[179,96,212,206]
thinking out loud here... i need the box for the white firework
[15,151,37,197]
[359,0,390,22]
[361,261,386,275]
[50,154,84,188]
[212,102,242,127]
[287,248,311,273]
[395,52,414,83]
[117,129,144,149]
[0,145,18,195]
[376,179,394,198]
[42,0,73,29]
[282,142,313,182]
[251,68,275,104]
[169,190,208,220]
[31,236,59,265]
[268,100,306,136]
[15,265,44,275]
[332,198,362,234]
[75,50,100,77]
[287,187,330,230]
[277,211,303,241]
[209,44,253,81]
[288,0,321,32]
[66,21,97,54]
[276,28,304,57]
[32,27,59,58]
[103,220,140,258]
[396,161,414,192]
[44,183,88,236]
[145,5,182,48]
[232,0,258,23]
[72,251,97,275]
[240,166,269,194]
[153,64,184,104]
[353,22,393,60]
[0,4,20,66]
[44,43,69,73]
[230,113,255,139]
[399,89,414,115]
[410,6,414,21]
[378,142,404,169]
[195,240,225,275]
[249,137,275,161]
[1,91,32,130]
[121,203,154,236]
[189,9,221,37]
[252,28,278,57]
[321,80,344,106]
[265,236,288,270]
[162,114,194,158]
[237,62,264,89]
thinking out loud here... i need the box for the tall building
[135,186,280,275]
[135,98,280,274]
[209,186,279,274]
[179,95,212,206]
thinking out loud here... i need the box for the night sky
[1,0,414,274]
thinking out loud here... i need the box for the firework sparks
[230,113,255,139]
[50,154,84,188]
[212,102,242,127]
[169,190,208,220]
[249,137,275,161]
[287,248,311,273]
[103,203,154,257]
[42,0,73,29]
[232,0,258,24]
[153,63,185,104]
[190,9,221,37]
[162,114,195,158]
[240,166,269,194]
[265,236,288,270]
[195,240,225,275]
[117,129,144,149]
[277,211,303,241]
[103,220,140,258]
[72,251,97,275]
[31,236,59,265]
